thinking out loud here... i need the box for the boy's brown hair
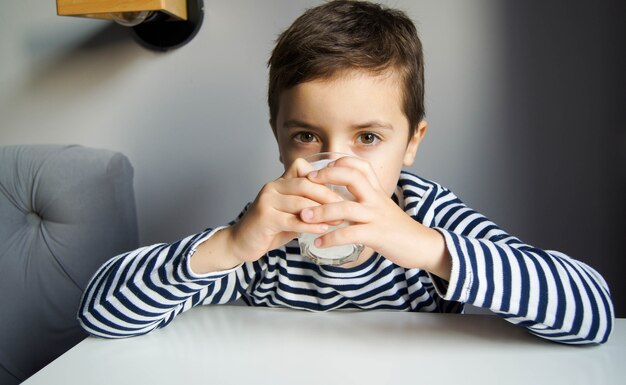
[268,0,425,134]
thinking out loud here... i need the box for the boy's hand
[300,157,451,280]
[228,158,343,263]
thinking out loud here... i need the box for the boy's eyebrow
[282,119,394,131]
[282,119,319,130]
[351,121,394,131]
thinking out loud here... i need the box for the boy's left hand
[301,156,450,280]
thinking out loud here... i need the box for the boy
[78,0,613,344]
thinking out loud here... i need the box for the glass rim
[303,151,357,161]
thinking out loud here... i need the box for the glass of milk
[298,152,364,266]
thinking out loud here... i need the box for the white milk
[299,222,356,260]
[297,155,364,265]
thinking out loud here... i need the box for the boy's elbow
[576,323,613,345]
[76,305,135,339]
[591,315,614,345]
[77,304,168,339]
[77,315,147,339]
[77,311,120,339]
[566,327,612,345]
[533,310,614,345]
[531,327,612,345]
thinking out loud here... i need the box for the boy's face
[273,70,427,197]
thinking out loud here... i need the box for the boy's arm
[79,158,340,339]
[303,161,613,345]
[427,186,614,345]
[77,227,250,339]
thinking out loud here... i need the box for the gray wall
[1,1,624,316]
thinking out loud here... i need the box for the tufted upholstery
[0,145,139,384]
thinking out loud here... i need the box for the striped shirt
[78,171,614,344]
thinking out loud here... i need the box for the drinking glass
[298,152,364,266]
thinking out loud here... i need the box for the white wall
[1,0,624,314]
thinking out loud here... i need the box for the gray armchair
[0,145,139,384]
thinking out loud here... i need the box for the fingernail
[327,161,336,168]
[308,171,318,178]
[301,208,313,220]
[314,238,322,247]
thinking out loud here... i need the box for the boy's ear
[270,119,284,164]
[402,120,428,167]
[270,119,278,139]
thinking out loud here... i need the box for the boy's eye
[357,132,381,145]
[294,132,318,143]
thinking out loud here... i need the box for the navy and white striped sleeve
[77,227,246,338]
[430,188,614,344]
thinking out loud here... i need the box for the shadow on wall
[9,23,146,112]
[500,0,626,316]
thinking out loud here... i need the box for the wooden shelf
[56,0,187,21]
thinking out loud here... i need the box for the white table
[24,306,625,385]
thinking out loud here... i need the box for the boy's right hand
[227,158,343,263]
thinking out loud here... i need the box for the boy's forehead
[295,68,402,89]
[276,69,405,122]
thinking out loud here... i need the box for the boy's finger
[275,177,344,204]
[315,223,369,249]
[271,212,329,235]
[283,216,329,235]
[300,201,371,224]
[273,195,321,215]
[283,157,315,179]
[330,156,382,190]
[307,166,372,201]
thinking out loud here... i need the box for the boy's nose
[322,143,350,155]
